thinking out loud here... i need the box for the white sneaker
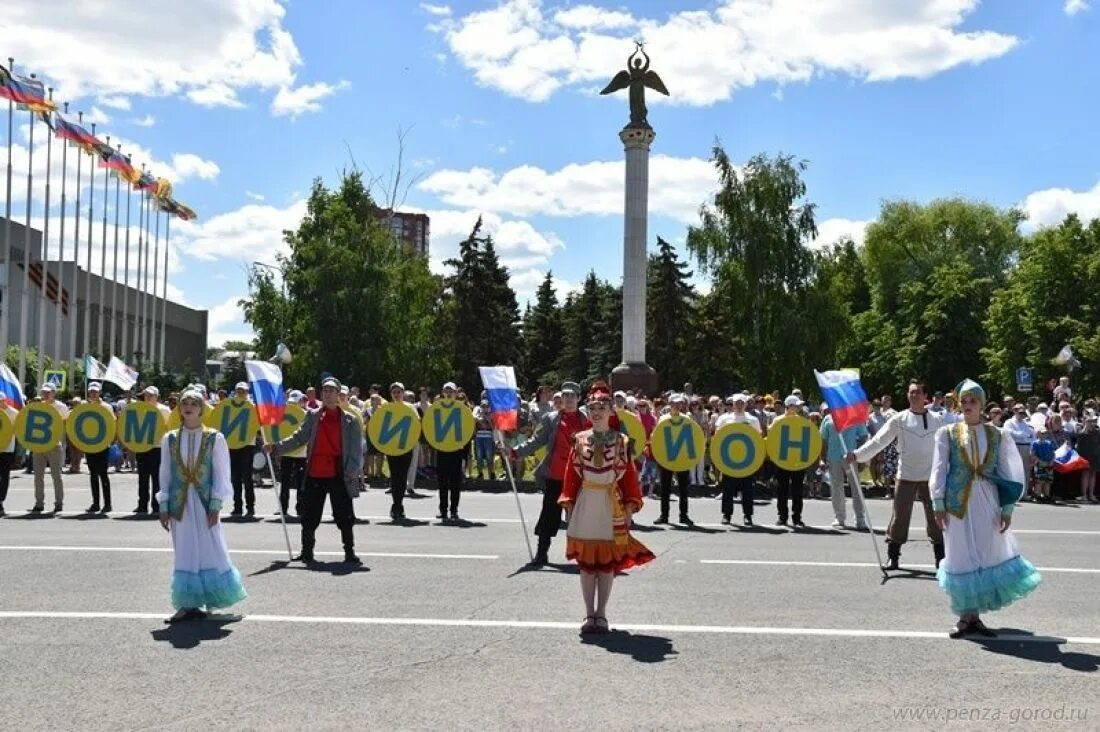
[831,519,845,529]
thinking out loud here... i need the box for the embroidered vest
[943,422,1022,519]
[164,428,219,520]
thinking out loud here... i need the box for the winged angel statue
[599,42,670,129]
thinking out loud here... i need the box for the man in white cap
[228,381,257,518]
[134,386,171,514]
[714,393,761,526]
[773,395,809,527]
[83,382,113,514]
[30,382,69,513]
[384,382,415,520]
[655,393,694,526]
[277,390,308,517]
[435,381,469,521]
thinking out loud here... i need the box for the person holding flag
[514,380,591,566]
[0,363,24,517]
[815,370,870,530]
[265,376,363,565]
[930,379,1041,638]
[156,388,247,623]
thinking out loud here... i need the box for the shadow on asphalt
[433,519,488,529]
[732,524,788,535]
[248,560,371,577]
[57,513,111,521]
[150,615,241,649]
[113,513,159,521]
[379,518,432,527]
[880,568,937,583]
[972,629,1100,672]
[791,526,847,536]
[507,562,580,578]
[581,630,678,663]
[670,524,722,535]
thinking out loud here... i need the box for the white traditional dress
[930,421,1040,615]
[157,427,246,610]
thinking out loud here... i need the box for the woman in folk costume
[157,388,247,624]
[558,382,655,635]
[931,379,1041,638]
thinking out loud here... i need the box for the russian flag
[0,363,25,409]
[245,360,286,427]
[1054,443,1090,474]
[814,369,870,433]
[478,365,519,432]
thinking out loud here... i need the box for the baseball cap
[561,381,581,395]
[143,385,159,396]
[670,392,688,405]
[727,393,748,405]
[288,389,304,401]
[339,385,350,395]
[87,382,102,392]
[784,395,803,407]
[40,382,57,393]
[389,381,405,392]
[235,381,248,391]
[321,377,341,389]
[614,390,627,399]
[443,381,457,391]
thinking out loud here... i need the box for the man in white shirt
[1004,405,1036,498]
[848,380,944,570]
[31,383,70,513]
[715,393,761,526]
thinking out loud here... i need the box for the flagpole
[82,122,96,374]
[96,135,110,356]
[35,87,55,388]
[1,57,14,365]
[495,428,534,562]
[261,430,295,561]
[148,204,160,367]
[841,431,886,578]
[66,111,83,390]
[134,165,146,363]
[108,143,121,357]
[139,180,151,366]
[120,155,132,362]
[158,213,169,366]
[51,102,68,378]
[16,77,38,387]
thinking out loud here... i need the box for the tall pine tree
[522,271,563,388]
[646,236,696,387]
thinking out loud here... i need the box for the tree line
[241,149,1100,401]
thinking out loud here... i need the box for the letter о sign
[0,409,14,454]
[367,401,421,456]
[262,403,307,445]
[66,402,117,453]
[650,416,705,472]
[204,401,260,450]
[764,415,822,472]
[616,409,647,460]
[423,400,474,452]
[709,422,765,478]
[14,403,65,454]
[116,402,167,453]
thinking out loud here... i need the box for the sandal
[948,619,972,639]
[970,619,997,638]
[580,616,598,634]
[594,616,610,634]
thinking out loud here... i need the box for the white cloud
[85,106,112,125]
[245,191,266,202]
[132,114,156,127]
[553,5,635,30]
[812,217,870,250]
[206,295,254,348]
[419,154,717,223]
[173,200,308,262]
[1021,180,1100,229]
[431,0,1019,105]
[98,95,131,110]
[420,3,453,16]
[0,0,340,115]
[1064,0,1090,15]
[271,80,351,118]
[170,153,221,182]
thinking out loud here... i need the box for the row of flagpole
[1,56,196,392]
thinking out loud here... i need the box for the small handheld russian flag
[814,368,869,433]
[478,365,519,432]
[245,360,287,427]
[1054,443,1090,474]
[0,363,25,409]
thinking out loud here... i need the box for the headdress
[587,379,612,402]
[954,378,986,406]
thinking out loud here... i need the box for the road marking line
[0,546,498,560]
[1,610,1097,646]
[700,559,1100,574]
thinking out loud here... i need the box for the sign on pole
[1016,367,1034,393]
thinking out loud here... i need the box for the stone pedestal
[610,125,659,396]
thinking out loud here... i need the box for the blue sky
[4,0,1100,348]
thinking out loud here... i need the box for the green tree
[558,272,620,383]
[217,355,247,392]
[242,170,450,388]
[646,236,696,387]
[522,271,563,389]
[686,148,818,391]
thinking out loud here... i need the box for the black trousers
[534,477,564,540]
[229,446,255,512]
[299,476,355,552]
[659,468,691,519]
[387,452,414,510]
[86,450,112,507]
[775,468,804,522]
[719,475,755,518]
[0,451,12,504]
[280,456,306,514]
[136,449,161,512]
[437,449,465,514]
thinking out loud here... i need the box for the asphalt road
[1,470,1098,730]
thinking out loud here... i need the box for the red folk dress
[558,429,655,573]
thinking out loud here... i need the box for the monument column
[611,125,658,395]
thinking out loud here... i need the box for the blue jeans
[474,434,494,471]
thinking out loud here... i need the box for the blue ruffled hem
[171,567,247,610]
[937,555,1041,615]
